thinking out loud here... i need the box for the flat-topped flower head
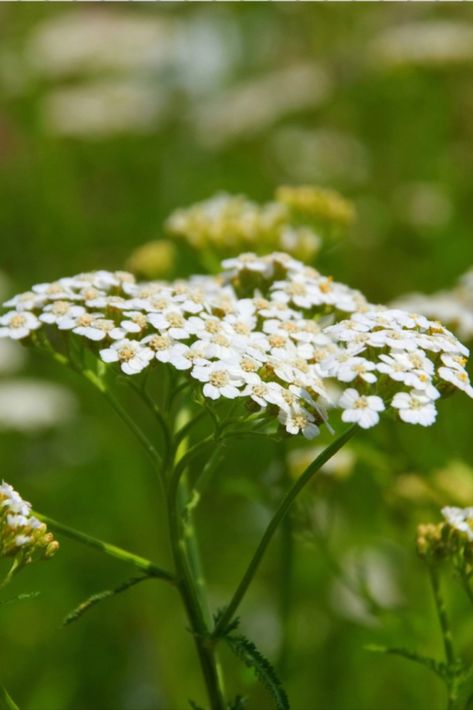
[1,254,472,439]
[0,481,59,565]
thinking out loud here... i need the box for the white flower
[15,534,31,547]
[241,381,286,408]
[0,311,41,339]
[100,339,154,375]
[191,360,245,400]
[442,506,473,541]
[336,356,377,384]
[40,301,86,326]
[110,311,149,339]
[278,408,319,439]
[438,366,473,398]
[391,391,437,426]
[147,309,190,340]
[222,253,274,278]
[338,388,385,429]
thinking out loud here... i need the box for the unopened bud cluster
[0,481,58,564]
[165,186,355,262]
[417,507,473,574]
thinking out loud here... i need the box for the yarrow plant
[370,506,473,710]
[1,251,472,709]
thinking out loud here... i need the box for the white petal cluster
[324,308,472,428]
[1,253,472,439]
[393,266,473,343]
[442,506,473,542]
[0,481,58,560]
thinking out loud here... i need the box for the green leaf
[365,644,448,679]
[0,683,19,710]
[63,575,151,626]
[0,592,40,608]
[224,633,290,710]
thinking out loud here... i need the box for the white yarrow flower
[338,388,385,429]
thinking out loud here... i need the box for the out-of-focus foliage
[1,4,473,710]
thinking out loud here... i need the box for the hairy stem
[36,513,175,584]
[214,425,358,637]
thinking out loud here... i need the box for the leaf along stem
[35,513,175,584]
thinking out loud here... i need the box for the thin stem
[36,513,175,584]
[126,379,172,463]
[460,571,473,609]
[167,475,226,710]
[428,566,461,709]
[83,370,163,470]
[428,566,455,667]
[0,559,21,592]
[214,425,358,637]
[171,435,216,491]
[175,409,208,445]
[277,506,294,675]
[0,682,19,710]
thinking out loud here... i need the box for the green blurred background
[1,4,473,710]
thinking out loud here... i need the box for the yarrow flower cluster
[394,267,473,343]
[1,252,472,440]
[165,186,354,263]
[0,481,58,563]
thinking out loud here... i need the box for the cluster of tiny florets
[324,308,472,428]
[0,481,58,563]
[394,266,473,343]
[1,253,472,439]
[165,187,354,262]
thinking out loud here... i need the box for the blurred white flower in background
[42,80,165,137]
[270,127,370,186]
[0,379,76,432]
[393,182,452,230]
[331,548,402,626]
[24,11,175,77]
[0,340,26,375]
[190,63,332,148]
[372,20,473,68]
[394,267,473,343]
[2,8,240,139]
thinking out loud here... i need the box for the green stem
[0,682,19,710]
[429,566,455,667]
[428,566,459,709]
[277,507,294,676]
[0,559,21,592]
[167,474,226,710]
[83,371,163,470]
[214,425,358,637]
[35,513,175,584]
[177,475,211,625]
[127,379,173,463]
[459,571,473,609]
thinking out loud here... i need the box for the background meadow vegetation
[1,4,473,709]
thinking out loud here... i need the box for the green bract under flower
[1,252,472,439]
